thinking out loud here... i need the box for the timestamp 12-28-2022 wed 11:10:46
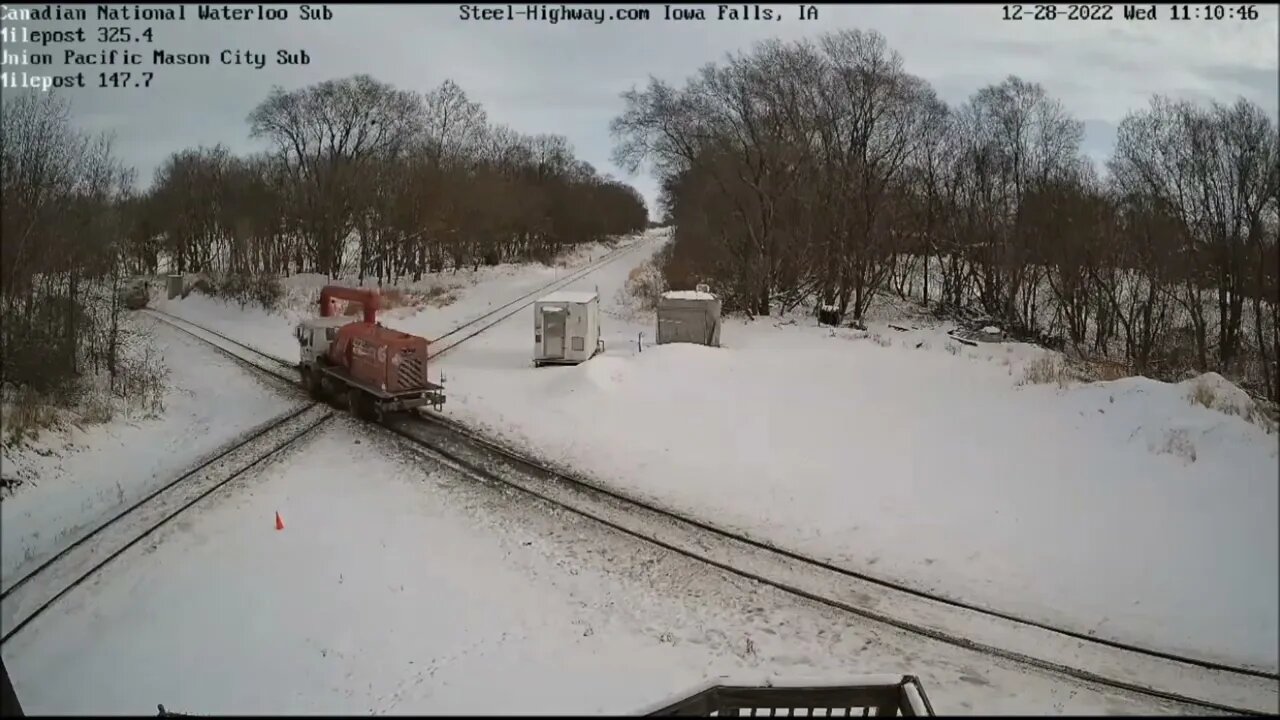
[1002,3,1260,20]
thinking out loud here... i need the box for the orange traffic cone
[275,511,285,531]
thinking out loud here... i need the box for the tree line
[2,93,136,402]
[131,75,647,282]
[2,76,648,418]
[611,30,1279,402]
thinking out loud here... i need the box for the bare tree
[248,75,424,276]
[1,92,132,395]
[1111,96,1279,381]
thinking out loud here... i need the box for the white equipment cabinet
[533,290,602,366]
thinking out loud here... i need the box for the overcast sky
[6,3,1278,217]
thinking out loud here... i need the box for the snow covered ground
[151,229,1279,672]
[0,418,1210,714]
[0,314,302,586]
[151,238,630,362]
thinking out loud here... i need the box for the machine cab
[295,316,351,366]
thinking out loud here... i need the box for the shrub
[624,259,666,311]
[78,391,114,425]
[246,275,283,310]
[1020,355,1073,387]
[422,285,459,308]
[1,385,61,445]
[191,273,283,311]
[1080,358,1132,382]
[114,339,169,419]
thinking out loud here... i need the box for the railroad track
[142,309,299,383]
[415,411,1278,684]
[387,412,1278,715]
[149,235,650,374]
[0,403,333,645]
[147,236,651,389]
[426,237,652,359]
[143,246,1278,714]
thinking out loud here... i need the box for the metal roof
[538,290,598,303]
[662,290,717,300]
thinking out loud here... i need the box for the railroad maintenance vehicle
[294,285,444,420]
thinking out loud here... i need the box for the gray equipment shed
[657,290,722,347]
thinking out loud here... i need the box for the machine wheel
[348,388,378,422]
[302,367,324,401]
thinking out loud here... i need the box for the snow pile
[575,355,633,394]
[430,241,1279,670]
[1181,372,1277,432]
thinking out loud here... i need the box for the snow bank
[434,243,1280,670]
[0,315,299,582]
[6,418,1207,715]
[1181,372,1277,431]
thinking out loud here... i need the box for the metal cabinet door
[543,308,566,359]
